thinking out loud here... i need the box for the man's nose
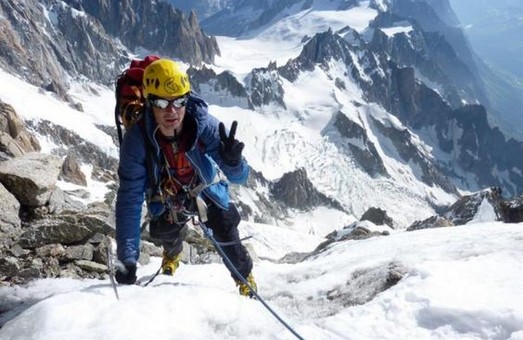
[165,105,177,114]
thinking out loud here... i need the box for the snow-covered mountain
[1,0,523,226]
[195,0,523,198]
[2,0,523,229]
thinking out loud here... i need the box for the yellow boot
[161,252,181,276]
[236,273,257,298]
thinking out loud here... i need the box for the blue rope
[197,220,305,340]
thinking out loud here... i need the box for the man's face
[150,95,188,136]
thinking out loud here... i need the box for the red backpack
[114,55,159,145]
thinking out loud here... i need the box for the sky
[1,1,522,339]
[449,0,523,80]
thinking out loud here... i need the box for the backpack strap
[114,72,126,146]
[134,119,160,203]
[115,106,124,146]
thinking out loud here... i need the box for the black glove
[115,263,137,285]
[219,121,245,166]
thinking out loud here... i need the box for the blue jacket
[115,93,249,265]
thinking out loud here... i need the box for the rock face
[71,0,220,66]
[247,63,286,108]
[333,111,388,178]
[59,154,88,187]
[360,207,394,228]
[0,102,40,160]
[0,183,20,231]
[406,187,518,231]
[271,168,344,211]
[368,9,485,108]
[500,195,523,223]
[0,0,219,101]
[0,0,128,94]
[0,153,62,207]
[188,66,251,109]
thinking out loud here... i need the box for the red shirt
[157,131,195,193]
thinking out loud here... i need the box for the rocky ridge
[0,0,219,104]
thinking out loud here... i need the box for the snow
[214,36,302,80]
[467,198,497,224]
[213,1,379,80]
[380,25,414,37]
[1,222,523,339]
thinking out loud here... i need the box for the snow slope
[1,221,522,339]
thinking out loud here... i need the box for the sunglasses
[150,96,188,109]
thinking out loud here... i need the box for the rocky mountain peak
[0,0,219,101]
[65,0,220,65]
[280,29,354,82]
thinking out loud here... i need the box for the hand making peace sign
[219,121,245,166]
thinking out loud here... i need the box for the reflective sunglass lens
[151,97,187,109]
[172,97,187,108]
[153,99,169,109]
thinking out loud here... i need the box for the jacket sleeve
[115,125,147,265]
[194,103,249,184]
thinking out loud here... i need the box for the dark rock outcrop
[248,63,286,108]
[187,66,250,108]
[333,111,388,178]
[59,154,88,187]
[230,168,289,225]
[0,102,40,160]
[360,207,394,228]
[69,0,219,66]
[271,168,344,211]
[407,187,506,231]
[500,195,523,223]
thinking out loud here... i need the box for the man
[114,58,256,297]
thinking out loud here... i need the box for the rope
[142,266,162,287]
[195,217,305,340]
[215,235,252,246]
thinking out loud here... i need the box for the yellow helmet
[143,59,190,98]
